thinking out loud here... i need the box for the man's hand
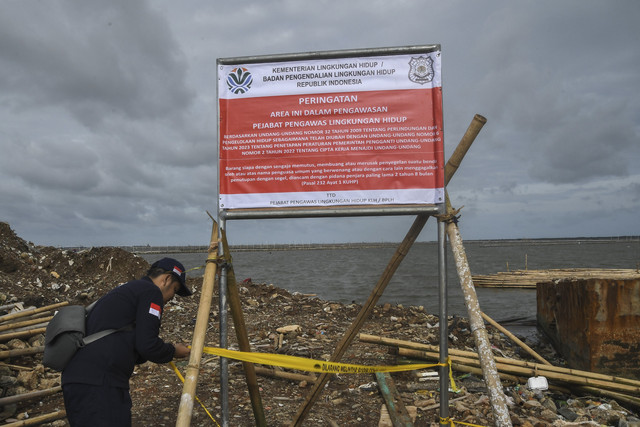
[174,343,191,359]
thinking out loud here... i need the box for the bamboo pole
[290,114,487,426]
[0,386,62,407]
[444,193,512,426]
[0,301,68,323]
[176,219,219,427]
[254,366,317,384]
[479,311,550,366]
[439,359,523,385]
[0,362,34,371]
[575,386,640,409]
[221,229,267,426]
[397,347,640,397]
[0,316,53,333]
[0,346,44,360]
[0,327,46,343]
[0,302,23,312]
[2,410,66,427]
[359,333,640,389]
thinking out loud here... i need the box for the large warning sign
[218,46,444,210]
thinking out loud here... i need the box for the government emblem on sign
[227,67,253,94]
[408,56,434,84]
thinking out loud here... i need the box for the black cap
[151,257,192,297]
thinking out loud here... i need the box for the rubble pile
[1,222,639,426]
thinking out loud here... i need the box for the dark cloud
[0,0,638,246]
[0,1,193,127]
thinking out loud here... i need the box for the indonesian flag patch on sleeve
[149,302,161,319]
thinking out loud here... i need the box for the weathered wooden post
[443,193,512,426]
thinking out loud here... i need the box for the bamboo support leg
[289,214,429,426]
[437,218,449,425]
[176,220,219,427]
[444,204,512,427]
[221,230,267,426]
[289,114,487,426]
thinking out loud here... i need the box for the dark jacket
[62,277,175,389]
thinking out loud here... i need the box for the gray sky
[1,0,638,246]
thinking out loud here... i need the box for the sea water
[141,239,640,330]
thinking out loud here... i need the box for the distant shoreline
[60,236,640,254]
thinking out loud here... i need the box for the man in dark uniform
[62,258,193,426]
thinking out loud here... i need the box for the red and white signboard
[218,48,444,210]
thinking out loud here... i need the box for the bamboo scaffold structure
[290,114,488,426]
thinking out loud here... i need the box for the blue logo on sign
[227,67,253,94]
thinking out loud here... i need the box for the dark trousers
[63,383,132,427]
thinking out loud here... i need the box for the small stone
[524,399,542,408]
[17,370,38,389]
[541,397,557,412]
[539,408,557,422]
[7,339,27,350]
[28,334,45,347]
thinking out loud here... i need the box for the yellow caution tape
[170,347,468,424]
[440,417,487,427]
[447,357,459,392]
[202,346,443,374]
[169,361,220,427]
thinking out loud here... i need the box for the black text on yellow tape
[201,346,442,374]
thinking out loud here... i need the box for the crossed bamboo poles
[175,114,511,427]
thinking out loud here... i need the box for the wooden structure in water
[471,268,640,288]
[537,278,640,380]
